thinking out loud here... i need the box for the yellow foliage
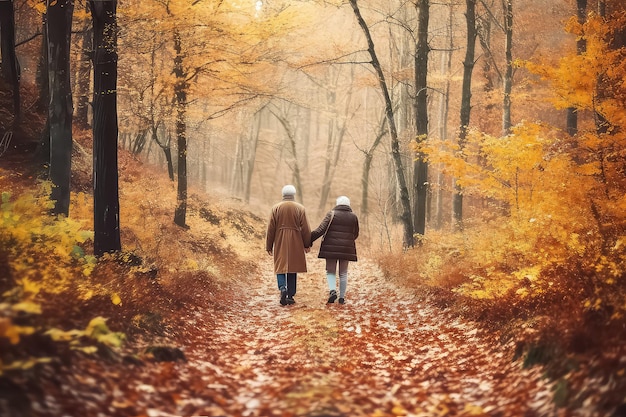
[111,292,122,306]
[11,301,42,315]
[84,317,125,347]
[16,276,41,296]
[423,121,600,290]
[413,93,626,310]
[1,357,52,373]
[1,183,97,300]
[45,328,85,342]
[0,317,35,345]
[0,182,132,368]
[463,403,489,416]
[45,316,125,350]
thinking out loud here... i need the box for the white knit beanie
[336,195,350,206]
[282,184,296,196]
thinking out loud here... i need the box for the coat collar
[334,204,352,212]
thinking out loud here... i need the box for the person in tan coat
[266,185,311,305]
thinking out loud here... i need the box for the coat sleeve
[310,211,332,244]
[354,214,360,240]
[300,208,312,248]
[265,209,276,251]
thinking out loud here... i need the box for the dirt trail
[25,258,560,417]
[178,258,557,417]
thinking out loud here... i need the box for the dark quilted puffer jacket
[310,205,359,261]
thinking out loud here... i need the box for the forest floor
[7,256,573,417]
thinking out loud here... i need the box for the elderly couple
[265,184,359,306]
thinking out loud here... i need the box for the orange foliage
[398,5,626,350]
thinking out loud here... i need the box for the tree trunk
[501,0,513,135]
[567,0,587,136]
[271,107,304,204]
[360,115,387,219]
[173,29,189,228]
[231,133,245,196]
[75,4,92,130]
[452,0,478,229]
[130,129,148,155]
[435,2,454,230]
[163,145,175,181]
[349,0,414,247]
[319,93,337,214]
[158,130,175,182]
[36,13,49,114]
[90,0,121,255]
[413,0,429,238]
[317,68,353,216]
[0,0,20,118]
[594,0,611,136]
[477,13,494,94]
[35,17,51,165]
[47,0,74,216]
[244,109,262,204]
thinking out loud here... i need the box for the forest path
[180,258,558,417]
[25,258,561,417]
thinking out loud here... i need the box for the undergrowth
[0,133,265,381]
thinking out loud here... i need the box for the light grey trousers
[325,258,349,298]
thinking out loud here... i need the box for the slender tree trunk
[567,0,587,136]
[501,0,513,135]
[477,14,494,94]
[350,0,414,247]
[163,145,175,181]
[413,0,429,238]
[90,0,121,255]
[452,0,478,229]
[152,124,174,181]
[360,115,387,219]
[231,133,245,195]
[173,29,189,228]
[47,0,74,216]
[36,13,49,114]
[0,0,20,119]
[131,130,148,155]
[75,4,92,130]
[34,10,50,169]
[244,110,262,204]
[272,111,304,204]
[319,100,337,214]
[594,0,611,136]
[318,70,352,215]
[435,2,454,230]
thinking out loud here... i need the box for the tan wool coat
[266,197,311,274]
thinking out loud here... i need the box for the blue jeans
[277,273,297,297]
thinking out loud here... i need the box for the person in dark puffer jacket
[310,196,359,304]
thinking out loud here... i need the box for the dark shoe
[327,290,337,304]
[338,298,345,304]
[286,296,295,305]
[280,287,288,305]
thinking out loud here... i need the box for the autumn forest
[1,0,625,416]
